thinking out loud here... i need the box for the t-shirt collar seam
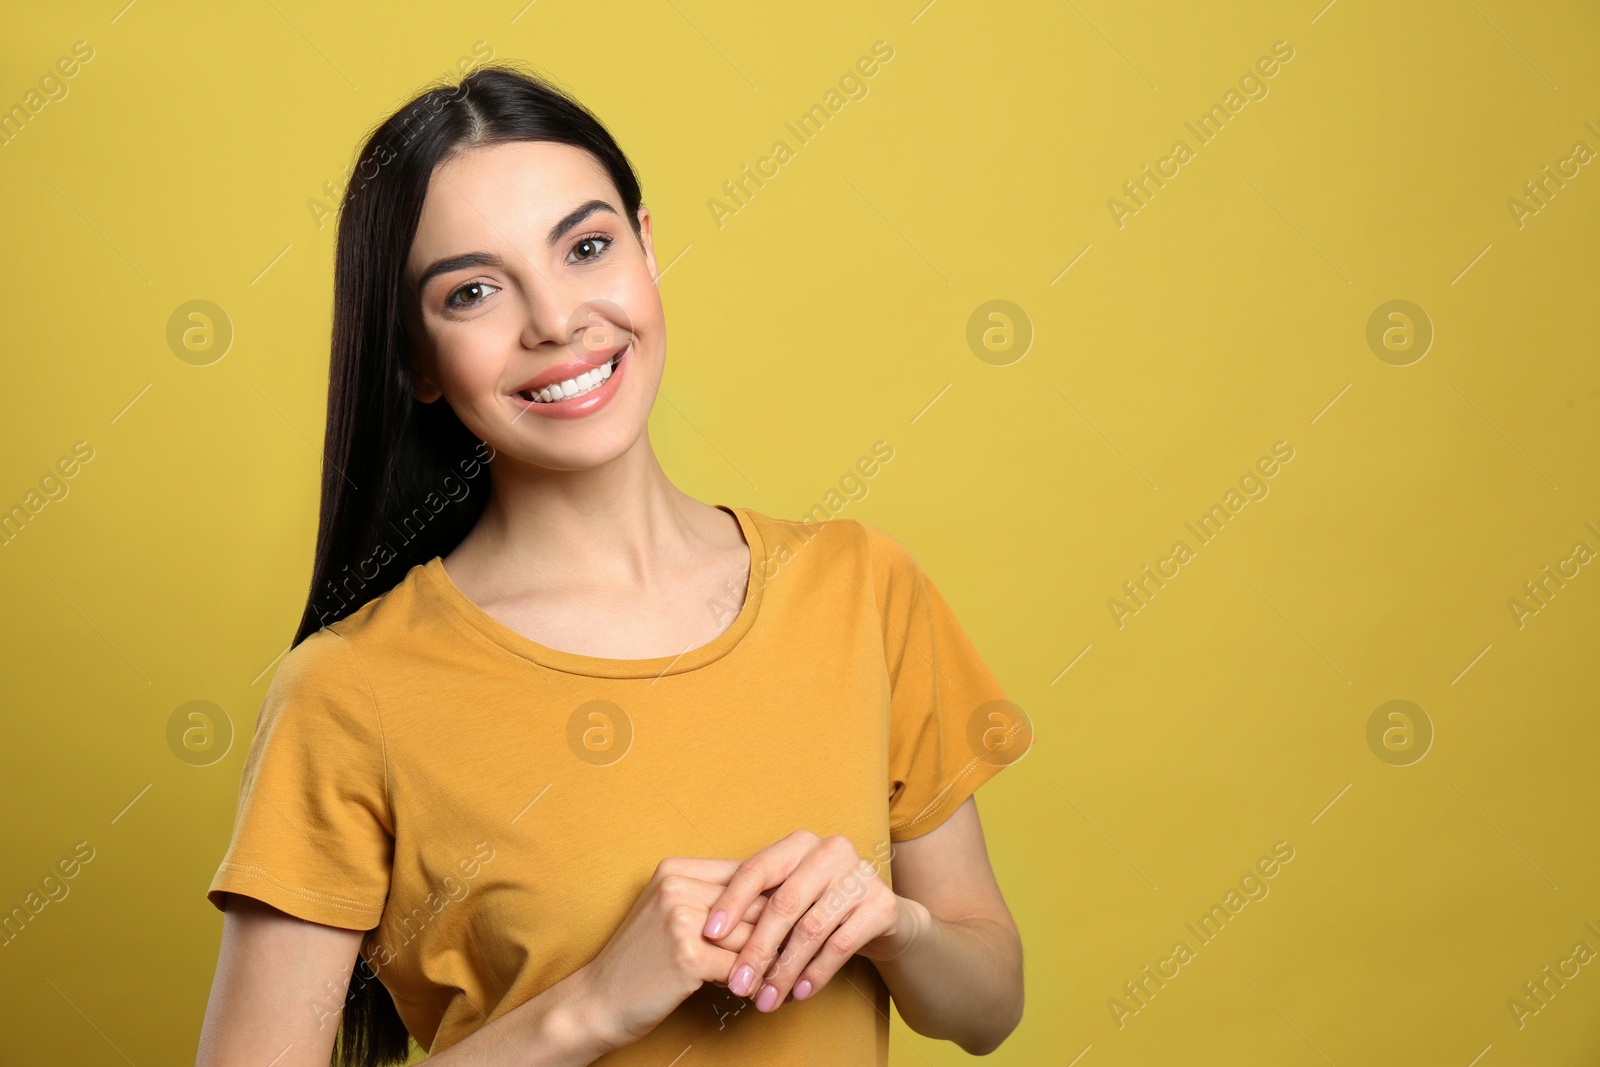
[418,505,764,680]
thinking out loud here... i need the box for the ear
[636,205,658,283]
[410,356,443,403]
[412,377,443,403]
[403,298,443,402]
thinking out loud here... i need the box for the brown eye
[569,234,613,264]
[446,281,499,310]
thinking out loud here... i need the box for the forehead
[408,141,617,266]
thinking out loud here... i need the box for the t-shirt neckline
[419,503,764,680]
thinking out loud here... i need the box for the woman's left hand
[699,830,931,1012]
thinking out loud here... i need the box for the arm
[196,893,611,1067]
[870,796,1024,1056]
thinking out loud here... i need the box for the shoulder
[253,628,388,787]
[734,507,916,580]
[741,508,929,620]
[849,518,920,573]
[310,558,438,658]
[271,625,361,692]
[261,626,377,724]
[844,518,927,603]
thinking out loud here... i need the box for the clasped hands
[699,829,928,1013]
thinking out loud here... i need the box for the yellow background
[1,0,1597,1063]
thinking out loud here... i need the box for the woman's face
[404,140,663,471]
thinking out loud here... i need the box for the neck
[448,431,715,593]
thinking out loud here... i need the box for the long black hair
[289,61,646,1066]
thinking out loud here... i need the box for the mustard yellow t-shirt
[206,505,1031,1062]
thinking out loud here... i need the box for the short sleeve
[861,522,1035,842]
[206,626,393,929]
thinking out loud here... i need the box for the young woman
[197,64,1030,1067]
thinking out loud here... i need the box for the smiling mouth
[516,345,628,404]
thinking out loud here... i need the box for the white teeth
[523,352,619,403]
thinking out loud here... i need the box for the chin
[501,416,648,471]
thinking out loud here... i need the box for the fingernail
[731,964,754,996]
[794,978,813,1000]
[755,983,779,1011]
[704,910,727,938]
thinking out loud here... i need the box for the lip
[510,342,629,420]
[510,340,631,396]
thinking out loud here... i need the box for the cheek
[435,332,511,396]
[609,262,666,340]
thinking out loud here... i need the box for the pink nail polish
[705,909,727,938]
[731,963,754,996]
[756,983,779,1011]
[794,978,813,1000]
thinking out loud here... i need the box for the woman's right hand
[573,856,770,1053]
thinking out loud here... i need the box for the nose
[517,269,585,351]
[570,306,625,357]
[517,269,630,362]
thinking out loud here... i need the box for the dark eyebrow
[414,199,622,295]
[547,198,619,247]
[416,251,505,295]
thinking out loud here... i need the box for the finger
[756,865,877,1008]
[705,919,762,983]
[727,835,857,1003]
[655,871,761,910]
[689,935,742,988]
[708,891,769,944]
[653,874,769,945]
[698,885,767,926]
[655,857,743,886]
[702,831,818,942]
[789,900,892,1002]
[733,893,766,927]
[669,905,748,990]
